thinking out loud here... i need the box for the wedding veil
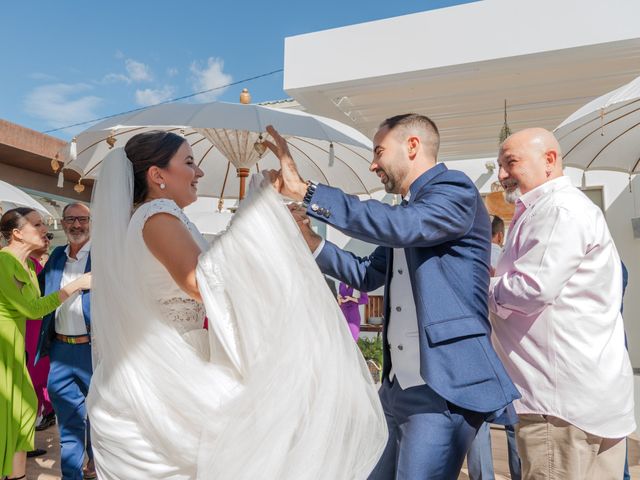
[88,147,387,479]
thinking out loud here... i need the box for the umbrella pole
[237,167,250,200]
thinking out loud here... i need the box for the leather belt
[55,333,91,345]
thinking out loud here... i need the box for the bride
[86,130,386,479]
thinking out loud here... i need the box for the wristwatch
[302,180,317,208]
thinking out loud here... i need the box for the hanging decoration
[499,99,512,144]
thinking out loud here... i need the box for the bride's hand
[264,169,283,192]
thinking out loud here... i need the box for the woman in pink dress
[26,236,55,437]
[338,282,368,341]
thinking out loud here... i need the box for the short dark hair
[379,113,440,157]
[125,131,187,205]
[62,202,89,217]
[490,215,505,237]
[0,207,36,242]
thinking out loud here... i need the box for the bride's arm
[143,213,203,302]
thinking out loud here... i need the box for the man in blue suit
[36,203,94,480]
[265,115,519,479]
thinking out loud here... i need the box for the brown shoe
[83,459,97,479]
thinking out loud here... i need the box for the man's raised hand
[263,125,308,201]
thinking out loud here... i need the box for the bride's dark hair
[125,131,187,204]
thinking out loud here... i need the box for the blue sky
[1,1,474,139]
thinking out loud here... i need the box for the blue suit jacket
[35,245,91,364]
[310,164,520,413]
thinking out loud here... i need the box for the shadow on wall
[605,174,640,368]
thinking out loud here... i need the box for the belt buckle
[68,337,76,345]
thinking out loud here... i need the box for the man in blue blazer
[36,203,94,480]
[265,116,519,479]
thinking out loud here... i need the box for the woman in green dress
[0,208,90,480]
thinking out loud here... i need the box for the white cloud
[102,72,131,84]
[114,50,125,59]
[102,58,153,85]
[167,67,179,77]
[135,85,175,106]
[29,72,57,81]
[125,59,153,82]
[189,57,232,102]
[24,83,102,131]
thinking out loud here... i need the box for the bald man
[489,128,635,479]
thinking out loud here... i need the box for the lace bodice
[128,199,209,335]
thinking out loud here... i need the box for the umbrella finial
[499,99,512,144]
[57,170,65,189]
[240,88,251,104]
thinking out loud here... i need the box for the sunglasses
[61,216,90,225]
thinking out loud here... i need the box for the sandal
[83,459,97,479]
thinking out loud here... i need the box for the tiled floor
[27,424,640,479]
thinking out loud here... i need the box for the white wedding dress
[86,148,387,480]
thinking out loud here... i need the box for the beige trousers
[515,414,626,480]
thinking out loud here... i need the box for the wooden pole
[237,167,250,200]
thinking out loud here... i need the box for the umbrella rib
[219,161,232,199]
[563,104,640,160]
[287,142,330,185]
[79,127,185,177]
[586,120,640,172]
[294,137,371,165]
[197,144,216,168]
[289,137,372,194]
[557,98,640,139]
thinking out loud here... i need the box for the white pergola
[284,0,640,161]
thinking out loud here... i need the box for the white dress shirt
[55,241,91,336]
[490,243,502,269]
[488,176,634,438]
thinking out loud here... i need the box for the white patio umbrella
[184,197,233,235]
[554,75,640,176]
[0,180,51,218]
[55,102,379,202]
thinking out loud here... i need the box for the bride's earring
[160,183,166,190]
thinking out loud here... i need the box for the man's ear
[545,149,558,175]
[407,136,420,160]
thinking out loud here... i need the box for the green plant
[357,336,383,370]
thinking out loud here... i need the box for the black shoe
[35,412,56,431]
[27,448,47,458]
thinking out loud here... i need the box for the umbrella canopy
[57,102,379,200]
[554,75,640,175]
[184,197,233,235]
[0,180,51,218]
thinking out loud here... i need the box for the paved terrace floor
[27,424,640,479]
